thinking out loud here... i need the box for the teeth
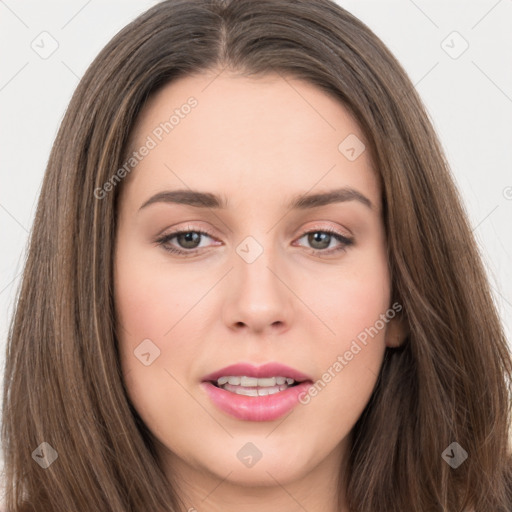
[215,375,297,389]
[258,385,282,396]
[222,383,289,396]
[240,376,259,386]
[252,376,275,386]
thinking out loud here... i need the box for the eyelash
[154,225,354,257]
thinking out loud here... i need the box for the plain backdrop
[0,0,511,483]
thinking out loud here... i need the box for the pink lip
[201,362,314,422]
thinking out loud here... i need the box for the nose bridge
[225,229,293,331]
[235,231,281,296]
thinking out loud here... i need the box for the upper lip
[202,362,313,383]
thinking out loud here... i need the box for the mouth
[201,362,314,421]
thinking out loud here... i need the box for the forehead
[121,71,379,211]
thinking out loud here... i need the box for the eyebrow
[138,186,373,211]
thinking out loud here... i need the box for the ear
[384,312,409,348]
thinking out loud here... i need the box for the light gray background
[1,0,511,491]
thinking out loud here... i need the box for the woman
[2,0,511,510]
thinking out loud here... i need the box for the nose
[222,240,294,335]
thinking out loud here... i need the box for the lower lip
[201,381,313,421]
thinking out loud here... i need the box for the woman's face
[114,70,404,506]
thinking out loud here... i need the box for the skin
[114,69,406,512]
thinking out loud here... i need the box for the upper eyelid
[161,220,352,238]
[160,225,349,239]
[159,225,216,238]
[157,225,352,247]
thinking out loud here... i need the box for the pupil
[309,232,330,250]
[178,232,201,249]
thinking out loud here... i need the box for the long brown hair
[2,0,511,510]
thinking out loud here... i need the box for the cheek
[298,245,391,418]
[114,250,178,338]
[114,250,202,443]
[306,245,391,345]
[113,233,207,362]
[114,238,187,393]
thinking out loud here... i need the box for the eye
[294,227,354,255]
[154,225,354,257]
[155,226,219,256]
